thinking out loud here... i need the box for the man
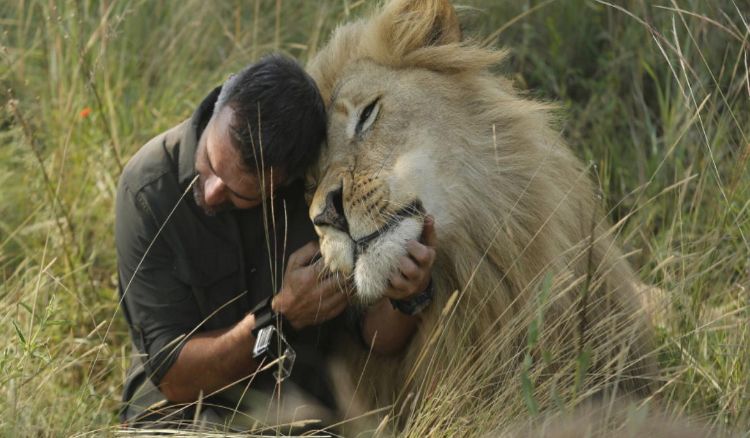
[115,54,436,430]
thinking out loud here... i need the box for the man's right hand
[271,241,348,330]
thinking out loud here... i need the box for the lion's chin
[319,231,356,276]
[353,217,423,305]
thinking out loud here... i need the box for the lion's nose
[313,186,349,233]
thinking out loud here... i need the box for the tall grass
[0,0,747,435]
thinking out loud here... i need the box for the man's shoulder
[119,120,189,195]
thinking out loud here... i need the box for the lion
[305,0,658,432]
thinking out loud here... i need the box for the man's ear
[377,0,462,57]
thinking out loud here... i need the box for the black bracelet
[389,278,434,316]
[250,296,275,337]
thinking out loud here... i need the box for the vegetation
[0,0,747,435]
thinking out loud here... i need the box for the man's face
[193,106,287,215]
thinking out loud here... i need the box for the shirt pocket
[174,245,244,326]
[178,245,239,286]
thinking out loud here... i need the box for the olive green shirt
[116,87,338,424]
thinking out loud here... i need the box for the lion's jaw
[317,213,424,304]
[308,62,452,303]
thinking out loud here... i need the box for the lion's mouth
[353,199,425,257]
[313,191,426,300]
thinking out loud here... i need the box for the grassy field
[0,0,748,435]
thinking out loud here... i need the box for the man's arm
[158,313,257,402]
[159,240,349,402]
[361,298,420,355]
[117,181,208,394]
[361,216,438,355]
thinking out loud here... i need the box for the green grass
[1,0,748,435]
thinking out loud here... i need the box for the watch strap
[389,278,434,316]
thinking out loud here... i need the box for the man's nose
[204,175,226,206]
[312,185,348,233]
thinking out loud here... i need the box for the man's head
[194,54,326,215]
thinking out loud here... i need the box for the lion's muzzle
[311,180,426,303]
[353,199,424,254]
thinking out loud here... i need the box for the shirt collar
[178,86,222,186]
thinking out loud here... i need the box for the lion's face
[309,61,455,303]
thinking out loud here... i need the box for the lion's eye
[355,97,381,136]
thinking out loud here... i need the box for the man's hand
[384,215,437,301]
[272,241,348,330]
[360,216,438,355]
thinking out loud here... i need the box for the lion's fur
[306,0,657,430]
[506,399,717,438]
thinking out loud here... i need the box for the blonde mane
[309,1,507,102]
[307,0,657,430]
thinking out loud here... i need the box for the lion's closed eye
[356,97,381,136]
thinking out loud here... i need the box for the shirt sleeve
[115,180,201,387]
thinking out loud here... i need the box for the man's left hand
[384,215,437,301]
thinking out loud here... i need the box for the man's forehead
[207,106,288,188]
[208,110,244,168]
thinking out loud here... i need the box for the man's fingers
[316,276,346,297]
[405,240,435,267]
[309,257,329,278]
[421,215,437,248]
[385,280,413,301]
[398,256,420,281]
[303,276,345,314]
[328,297,348,319]
[388,272,410,294]
[321,287,348,311]
[271,292,286,313]
[275,278,348,329]
[404,216,436,266]
[289,241,320,268]
[309,282,349,323]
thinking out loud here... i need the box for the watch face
[253,325,275,358]
[251,325,296,382]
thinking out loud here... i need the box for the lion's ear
[378,0,462,55]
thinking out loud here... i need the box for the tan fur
[505,399,719,438]
[306,0,658,431]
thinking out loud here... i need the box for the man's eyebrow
[205,145,258,202]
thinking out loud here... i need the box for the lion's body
[306,0,657,429]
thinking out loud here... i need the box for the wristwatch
[249,296,296,382]
[389,278,434,316]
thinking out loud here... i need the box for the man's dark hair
[214,54,326,179]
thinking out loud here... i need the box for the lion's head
[307,0,577,305]
[307,0,656,422]
[307,0,510,303]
